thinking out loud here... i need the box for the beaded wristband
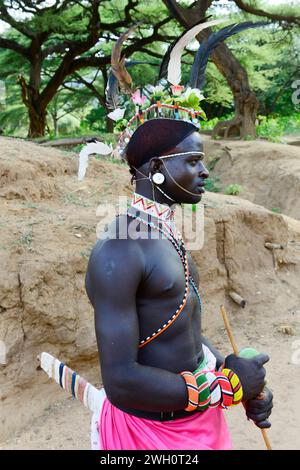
[222,368,243,405]
[193,371,211,411]
[180,371,199,412]
[205,371,222,408]
[214,372,234,408]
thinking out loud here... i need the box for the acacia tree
[163,0,300,138]
[0,0,172,137]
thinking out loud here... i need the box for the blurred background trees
[0,0,299,140]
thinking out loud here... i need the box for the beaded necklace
[123,193,203,348]
[128,211,202,316]
[126,210,190,348]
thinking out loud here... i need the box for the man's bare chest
[135,239,201,342]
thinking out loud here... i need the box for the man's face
[153,132,209,204]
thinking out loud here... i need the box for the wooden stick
[220,305,272,451]
[229,291,246,308]
[265,242,284,250]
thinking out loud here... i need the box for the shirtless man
[85,119,273,450]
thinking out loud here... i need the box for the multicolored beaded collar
[125,193,202,349]
[130,192,179,241]
[131,192,175,221]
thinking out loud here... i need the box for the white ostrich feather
[78,141,112,180]
[167,19,224,86]
[107,107,126,121]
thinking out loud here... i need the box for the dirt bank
[0,136,300,449]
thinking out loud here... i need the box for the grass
[19,232,33,245]
[23,202,39,209]
[256,113,300,142]
[199,112,300,143]
[224,184,243,196]
[80,247,93,258]
[12,228,34,248]
[61,192,94,208]
[204,176,221,193]
[207,156,221,172]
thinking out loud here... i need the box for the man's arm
[87,238,188,412]
[201,335,224,369]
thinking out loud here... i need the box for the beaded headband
[78,19,266,180]
[158,151,204,160]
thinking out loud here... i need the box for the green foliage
[224,184,243,196]
[0,1,299,139]
[256,113,300,142]
[81,107,107,133]
[200,114,234,131]
[204,176,221,193]
[271,207,282,214]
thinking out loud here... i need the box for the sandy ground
[1,321,300,451]
[1,136,300,451]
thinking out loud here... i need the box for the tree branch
[101,0,140,31]
[162,0,213,28]
[17,74,30,107]
[138,47,164,60]
[73,71,106,106]
[0,3,35,38]
[233,0,300,26]
[39,0,102,105]
[0,36,30,57]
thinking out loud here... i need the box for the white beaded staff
[37,352,104,414]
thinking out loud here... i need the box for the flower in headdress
[147,84,167,101]
[131,89,147,105]
[181,87,204,102]
[171,85,184,96]
[175,86,205,111]
[114,118,128,133]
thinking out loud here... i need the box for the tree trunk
[28,104,47,138]
[163,0,259,139]
[106,116,114,133]
[51,113,59,136]
[212,86,258,139]
[18,47,48,138]
[210,41,259,139]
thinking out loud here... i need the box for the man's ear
[149,158,163,174]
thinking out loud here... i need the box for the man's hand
[244,387,273,429]
[224,353,269,401]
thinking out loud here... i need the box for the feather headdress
[78,19,268,180]
[189,21,268,90]
[158,18,224,86]
[110,24,141,95]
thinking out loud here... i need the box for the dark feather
[110,24,143,95]
[190,21,268,90]
[158,43,172,82]
[106,61,159,110]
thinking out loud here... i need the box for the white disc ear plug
[152,173,165,185]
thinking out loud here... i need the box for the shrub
[224,184,243,195]
[204,176,221,193]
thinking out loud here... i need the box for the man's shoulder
[88,226,145,274]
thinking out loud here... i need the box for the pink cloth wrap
[91,346,232,450]
[98,399,232,450]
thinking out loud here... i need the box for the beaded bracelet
[204,371,222,408]
[193,371,211,411]
[214,372,234,408]
[180,371,199,412]
[181,367,242,412]
[222,368,243,405]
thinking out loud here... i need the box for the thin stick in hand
[220,305,272,450]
